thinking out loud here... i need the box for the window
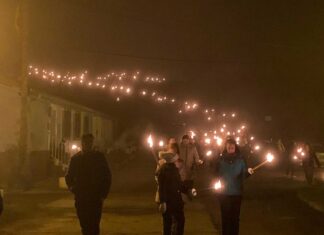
[74,112,81,139]
[83,115,90,134]
[62,110,72,139]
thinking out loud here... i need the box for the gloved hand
[191,188,198,197]
[248,168,254,175]
[159,203,167,214]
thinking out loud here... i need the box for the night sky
[1,0,324,139]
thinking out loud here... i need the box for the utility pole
[16,0,29,179]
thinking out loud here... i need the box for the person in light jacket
[179,135,203,197]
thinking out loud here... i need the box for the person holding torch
[179,135,203,199]
[213,138,254,235]
[157,143,186,235]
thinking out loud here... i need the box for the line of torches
[28,65,245,123]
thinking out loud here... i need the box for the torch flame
[216,137,223,146]
[159,140,164,148]
[266,153,274,162]
[71,144,78,150]
[205,138,211,145]
[214,180,222,190]
[190,131,196,139]
[147,135,154,148]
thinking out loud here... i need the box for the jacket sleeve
[101,155,112,199]
[313,152,321,168]
[242,160,252,179]
[193,147,201,164]
[65,157,76,192]
[158,169,167,203]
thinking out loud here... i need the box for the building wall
[29,98,50,151]
[0,83,21,186]
[0,81,115,184]
[0,84,20,152]
[30,94,115,170]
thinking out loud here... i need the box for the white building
[0,77,115,185]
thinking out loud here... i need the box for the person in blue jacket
[214,138,254,235]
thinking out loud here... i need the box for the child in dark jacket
[157,144,186,235]
[214,138,254,235]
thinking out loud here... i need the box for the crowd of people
[154,134,322,235]
[280,140,321,184]
[1,133,320,235]
[62,133,255,235]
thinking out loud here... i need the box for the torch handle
[252,160,268,171]
[151,149,159,163]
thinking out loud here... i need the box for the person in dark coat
[65,134,112,235]
[157,144,186,235]
[214,138,253,235]
[303,143,321,185]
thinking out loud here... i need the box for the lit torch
[252,153,274,171]
[216,137,223,146]
[205,138,211,145]
[158,140,165,148]
[254,145,261,151]
[147,134,154,149]
[214,180,222,191]
[206,150,213,157]
[147,134,158,162]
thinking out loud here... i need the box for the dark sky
[1,0,324,139]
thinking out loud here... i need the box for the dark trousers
[285,161,295,177]
[219,195,242,235]
[183,180,194,198]
[75,200,103,235]
[303,165,314,185]
[162,207,185,235]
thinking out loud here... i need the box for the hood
[159,151,179,163]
